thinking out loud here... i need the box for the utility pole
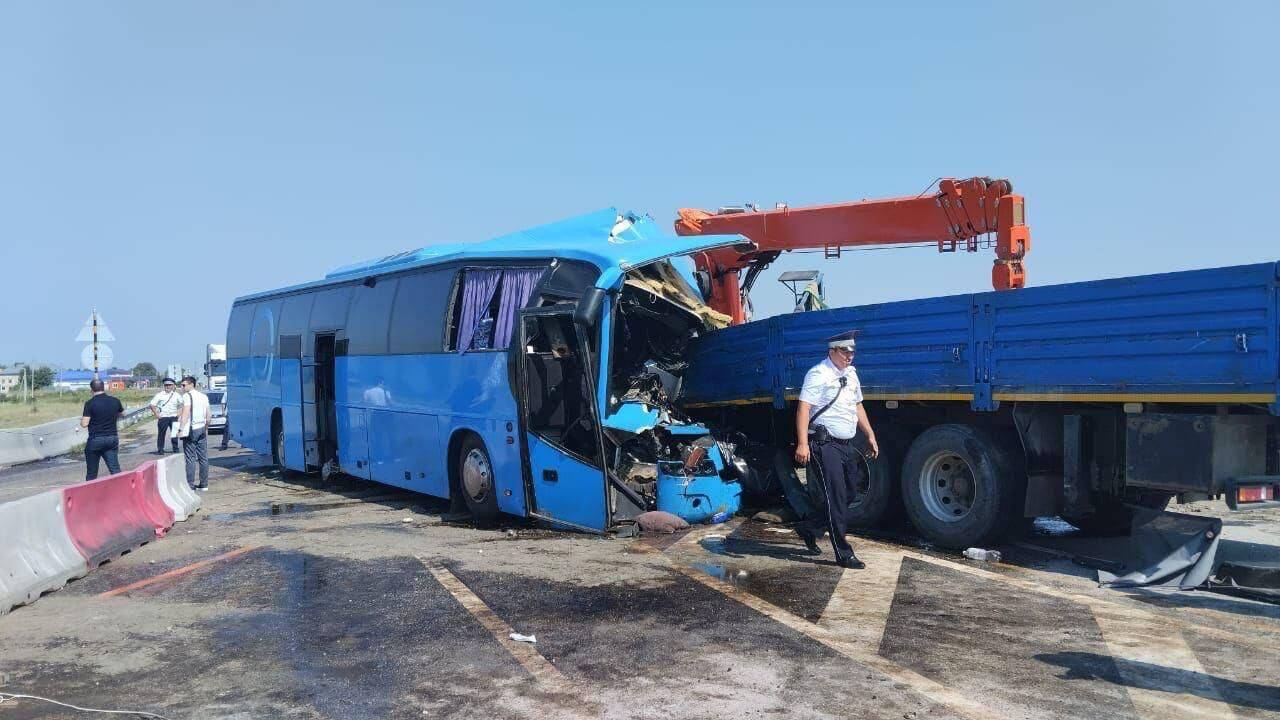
[93,309,99,380]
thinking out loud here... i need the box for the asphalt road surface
[1,427,1278,719]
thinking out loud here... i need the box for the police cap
[826,330,858,350]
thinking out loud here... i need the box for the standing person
[793,330,879,569]
[80,378,124,480]
[218,388,231,450]
[177,376,211,491]
[148,378,182,454]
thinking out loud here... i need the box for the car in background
[207,391,227,434]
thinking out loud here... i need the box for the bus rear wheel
[900,424,1022,549]
[457,434,499,525]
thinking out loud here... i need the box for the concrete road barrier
[0,490,89,615]
[155,453,201,521]
[0,406,151,467]
[133,461,176,538]
[62,467,161,568]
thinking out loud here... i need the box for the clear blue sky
[2,1,1277,371]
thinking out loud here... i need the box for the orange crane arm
[674,177,1030,324]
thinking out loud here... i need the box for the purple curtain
[494,267,547,349]
[456,269,502,354]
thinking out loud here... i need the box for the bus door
[516,309,609,532]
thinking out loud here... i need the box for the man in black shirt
[81,379,124,480]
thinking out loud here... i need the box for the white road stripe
[816,544,904,651]
[417,557,579,698]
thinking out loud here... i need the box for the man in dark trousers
[80,378,124,480]
[148,377,182,454]
[793,330,879,569]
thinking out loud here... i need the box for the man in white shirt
[177,376,212,491]
[148,377,183,455]
[793,330,879,569]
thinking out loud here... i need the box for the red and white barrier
[1,459,202,614]
[0,491,89,615]
[155,453,201,521]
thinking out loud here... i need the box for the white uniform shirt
[798,358,864,440]
[180,389,211,434]
[149,389,182,418]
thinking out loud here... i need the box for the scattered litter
[505,529,517,538]
[764,528,794,534]
[962,547,1002,562]
[402,517,413,523]
[736,570,748,578]
[509,632,537,643]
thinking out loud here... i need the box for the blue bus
[225,209,752,532]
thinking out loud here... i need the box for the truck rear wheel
[901,424,1022,548]
[846,440,900,530]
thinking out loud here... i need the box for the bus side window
[391,270,452,354]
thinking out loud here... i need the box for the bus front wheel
[457,434,499,525]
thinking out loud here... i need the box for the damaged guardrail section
[0,454,199,615]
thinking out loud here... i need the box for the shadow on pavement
[1037,650,1280,713]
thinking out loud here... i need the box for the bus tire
[900,424,1021,549]
[271,413,289,475]
[457,434,499,525]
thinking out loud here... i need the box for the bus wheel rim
[918,451,976,523]
[462,448,492,503]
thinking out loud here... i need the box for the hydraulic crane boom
[674,177,1030,324]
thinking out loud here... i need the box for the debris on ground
[752,506,799,524]
[962,548,1002,562]
[635,510,690,534]
[509,632,537,643]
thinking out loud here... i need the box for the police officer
[794,330,879,569]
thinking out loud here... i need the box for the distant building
[54,369,134,391]
[0,369,22,395]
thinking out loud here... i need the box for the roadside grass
[0,388,155,429]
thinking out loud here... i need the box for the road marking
[665,559,1001,719]
[868,538,1280,648]
[418,558,579,698]
[816,544,904,650]
[652,522,1001,720]
[98,545,259,598]
[1092,608,1237,719]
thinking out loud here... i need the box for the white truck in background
[205,344,226,391]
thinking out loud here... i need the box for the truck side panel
[686,262,1279,410]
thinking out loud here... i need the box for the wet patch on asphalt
[3,552,563,720]
[688,521,846,622]
[879,557,1138,720]
[444,564,959,719]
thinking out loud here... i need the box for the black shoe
[798,531,822,555]
[836,554,866,570]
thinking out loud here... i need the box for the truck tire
[846,441,900,530]
[457,434,499,525]
[1062,493,1172,536]
[900,424,1022,548]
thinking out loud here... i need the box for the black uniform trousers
[798,437,862,563]
[156,417,179,454]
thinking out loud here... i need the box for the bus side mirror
[574,287,606,333]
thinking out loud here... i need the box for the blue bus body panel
[338,354,525,514]
[279,358,305,471]
[525,434,607,531]
[685,262,1280,411]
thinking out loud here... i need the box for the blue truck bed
[683,261,1280,414]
